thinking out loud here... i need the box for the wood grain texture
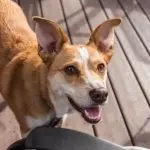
[95,80,132,145]
[118,0,150,55]
[61,0,91,44]
[99,0,150,148]
[0,95,20,150]
[100,0,150,105]
[137,0,150,20]
[19,0,41,29]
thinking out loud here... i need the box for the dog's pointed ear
[87,18,122,62]
[88,18,122,51]
[33,16,69,63]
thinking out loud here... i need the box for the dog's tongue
[82,106,101,124]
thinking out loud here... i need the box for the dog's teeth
[90,116,98,120]
[84,111,88,116]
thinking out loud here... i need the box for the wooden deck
[0,0,150,149]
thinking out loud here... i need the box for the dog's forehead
[62,44,101,62]
[75,46,89,62]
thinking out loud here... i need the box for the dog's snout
[89,88,108,104]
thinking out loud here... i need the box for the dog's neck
[38,61,54,112]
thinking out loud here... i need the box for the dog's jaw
[49,91,71,118]
[48,72,92,118]
[48,73,73,118]
[47,72,106,123]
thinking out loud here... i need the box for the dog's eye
[97,63,105,72]
[64,66,79,75]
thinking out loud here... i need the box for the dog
[0,0,122,137]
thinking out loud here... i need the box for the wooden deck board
[137,0,150,20]
[19,0,41,29]
[61,0,91,44]
[100,0,150,104]
[40,0,94,135]
[40,0,64,25]
[99,0,150,148]
[40,0,69,41]
[0,96,20,150]
[96,81,132,145]
[118,0,150,55]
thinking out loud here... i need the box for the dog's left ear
[87,18,122,63]
[33,16,69,63]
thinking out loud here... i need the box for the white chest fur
[26,113,54,130]
[24,113,68,138]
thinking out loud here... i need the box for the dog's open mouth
[68,97,101,124]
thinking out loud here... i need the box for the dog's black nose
[89,88,108,104]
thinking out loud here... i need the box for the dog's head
[33,17,121,124]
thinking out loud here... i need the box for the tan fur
[0,0,51,134]
[0,0,121,135]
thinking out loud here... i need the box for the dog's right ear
[33,16,69,63]
[87,18,122,64]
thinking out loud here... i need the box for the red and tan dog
[0,0,121,136]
